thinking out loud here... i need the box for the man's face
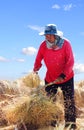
[45,34,55,43]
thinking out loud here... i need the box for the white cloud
[28,25,44,32]
[22,47,37,55]
[52,4,60,9]
[16,58,25,62]
[63,4,73,11]
[52,3,76,11]
[0,56,9,62]
[74,63,84,74]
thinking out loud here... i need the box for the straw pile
[22,72,40,88]
[4,94,64,130]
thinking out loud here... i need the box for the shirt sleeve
[62,40,74,77]
[33,42,45,72]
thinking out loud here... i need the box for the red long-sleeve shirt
[33,39,74,84]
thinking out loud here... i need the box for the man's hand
[54,77,64,83]
[33,70,38,74]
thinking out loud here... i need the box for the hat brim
[39,30,63,37]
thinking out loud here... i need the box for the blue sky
[0,0,84,81]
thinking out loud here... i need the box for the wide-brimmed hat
[39,24,63,37]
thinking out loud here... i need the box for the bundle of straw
[23,72,40,88]
[4,94,63,130]
[4,96,31,124]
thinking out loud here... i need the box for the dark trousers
[45,77,76,123]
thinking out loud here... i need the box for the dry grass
[4,96,31,123]
[22,72,40,88]
[0,80,20,96]
[0,78,84,130]
[4,94,63,129]
[77,80,84,88]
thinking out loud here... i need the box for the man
[33,24,76,129]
